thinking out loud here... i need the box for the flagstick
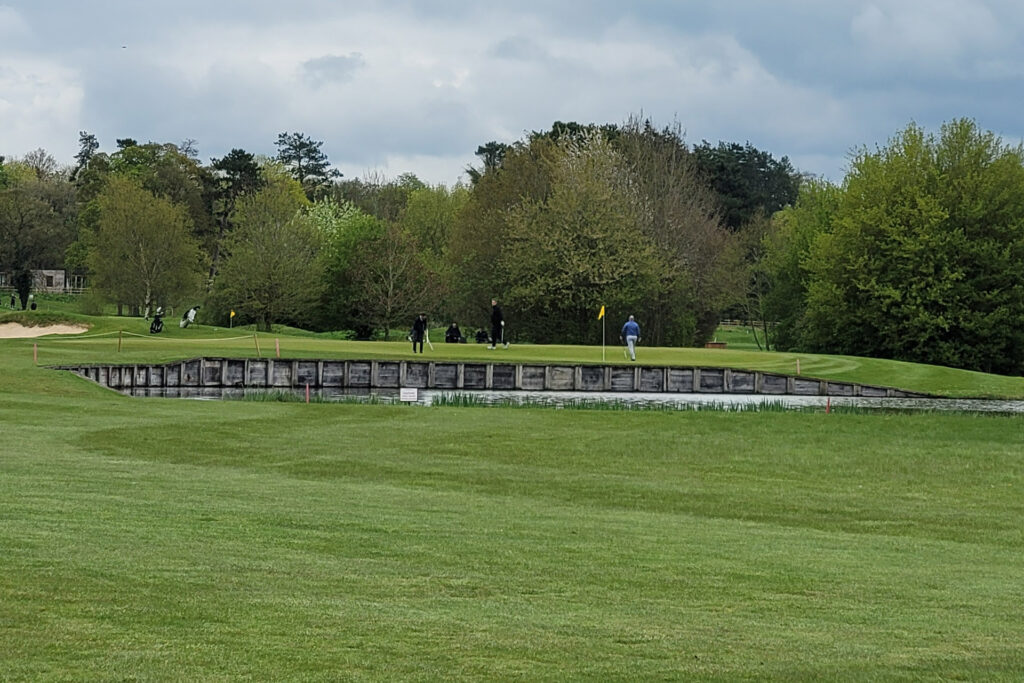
[602,315,606,362]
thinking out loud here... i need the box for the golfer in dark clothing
[411,313,428,353]
[445,322,464,343]
[489,299,508,349]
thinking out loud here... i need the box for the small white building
[0,269,85,293]
[34,269,67,292]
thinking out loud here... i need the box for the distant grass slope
[710,323,768,350]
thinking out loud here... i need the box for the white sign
[399,387,419,402]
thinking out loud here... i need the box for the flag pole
[601,306,606,361]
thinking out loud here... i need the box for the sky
[3,0,1024,186]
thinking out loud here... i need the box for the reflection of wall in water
[66,357,930,399]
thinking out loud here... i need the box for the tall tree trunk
[143,284,152,319]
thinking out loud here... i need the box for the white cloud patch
[0,57,83,161]
[302,53,365,87]
[490,35,551,62]
[0,5,29,38]
[850,0,1004,71]
[354,152,475,187]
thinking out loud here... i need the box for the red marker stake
[275,338,280,358]
[306,383,310,404]
[826,397,831,414]
[33,343,38,364]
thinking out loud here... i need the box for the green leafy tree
[21,149,61,180]
[447,136,556,329]
[215,181,323,331]
[307,197,380,334]
[532,120,620,146]
[67,140,214,308]
[400,183,469,259]
[615,118,745,345]
[275,132,342,199]
[207,149,264,282]
[0,168,77,308]
[89,176,205,316]
[72,131,100,179]
[761,179,841,350]
[453,119,745,345]
[691,140,801,231]
[499,132,659,343]
[107,141,214,240]
[465,141,509,184]
[734,213,776,349]
[349,223,445,340]
[306,197,362,254]
[332,172,424,222]
[802,119,1024,374]
[67,151,113,288]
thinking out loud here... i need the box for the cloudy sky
[2,1,1023,185]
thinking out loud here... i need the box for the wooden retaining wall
[59,358,930,398]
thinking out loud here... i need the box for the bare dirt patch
[0,323,89,338]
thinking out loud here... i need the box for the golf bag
[179,306,199,328]
[150,314,164,334]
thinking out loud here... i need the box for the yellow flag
[598,305,605,320]
[230,310,236,318]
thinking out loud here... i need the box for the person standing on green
[621,315,640,361]
[410,313,428,353]
[489,299,508,349]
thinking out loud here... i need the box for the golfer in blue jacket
[621,315,641,361]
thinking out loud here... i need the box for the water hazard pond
[117,386,1024,414]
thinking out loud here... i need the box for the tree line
[3,116,1023,375]
[761,119,1024,375]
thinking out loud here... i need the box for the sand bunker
[0,323,89,338]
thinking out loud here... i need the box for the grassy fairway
[1,316,1023,678]
[2,393,1023,678]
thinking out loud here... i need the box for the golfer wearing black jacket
[410,313,428,353]
[489,299,508,349]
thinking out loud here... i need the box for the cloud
[3,1,1024,186]
[302,53,365,87]
[0,57,83,161]
[0,5,29,39]
[850,0,1004,71]
[490,36,550,62]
